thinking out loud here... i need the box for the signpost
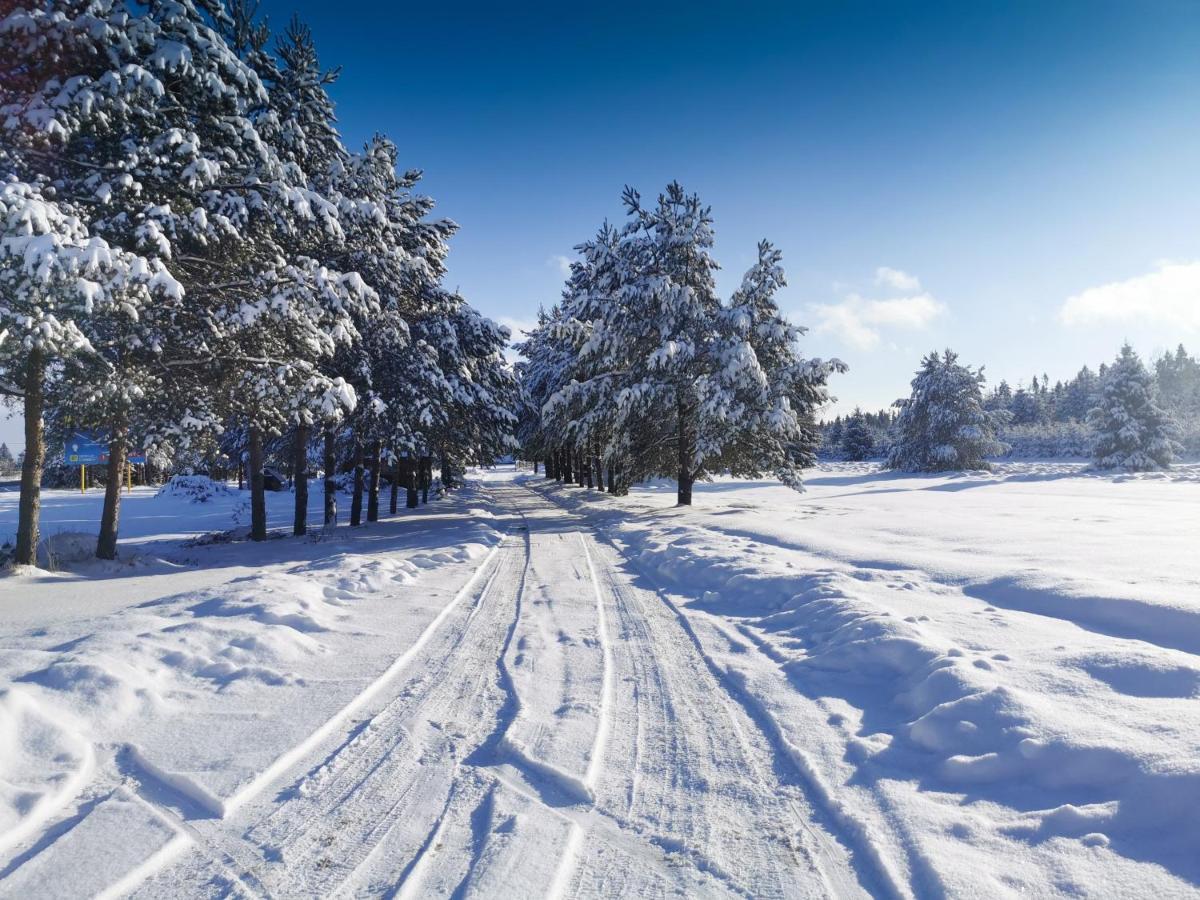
[66,433,146,493]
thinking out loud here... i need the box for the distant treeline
[822,344,1200,462]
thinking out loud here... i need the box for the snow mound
[155,475,233,503]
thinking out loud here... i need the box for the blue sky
[4,0,1199,452]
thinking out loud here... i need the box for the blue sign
[66,434,105,465]
[65,433,146,466]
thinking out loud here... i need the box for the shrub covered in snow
[155,475,234,504]
[887,349,1007,472]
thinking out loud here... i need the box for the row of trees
[874,343,1181,472]
[1,0,516,565]
[514,182,844,505]
[981,344,1200,428]
[829,344,1200,465]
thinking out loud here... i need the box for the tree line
[826,343,1187,471]
[1,0,517,566]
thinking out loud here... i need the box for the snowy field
[0,463,1198,898]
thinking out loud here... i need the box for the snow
[1,463,1197,897]
[529,461,1200,895]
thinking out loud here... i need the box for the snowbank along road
[2,463,1199,898]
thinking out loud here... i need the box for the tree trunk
[96,422,128,560]
[323,425,337,526]
[405,456,419,509]
[440,452,453,489]
[606,463,614,493]
[390,455,400,515]
[14,348,45,566]
[367,440,382,522]
[249,424,267,540]
[677,392,694,506]
[293,423,309,536]
[350,441,364,526]
[237,460,244,491]
[533,459,539,475]
[420,455,431,504]
[585,450,593,488]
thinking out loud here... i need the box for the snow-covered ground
[1,463,1197,897]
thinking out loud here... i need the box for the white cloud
[1059,261,1200,330]
[547,254,573,277]
[874,266,921,292]
[496,316,536,344]
[810,269,945,350]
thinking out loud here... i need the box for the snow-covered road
[116,482,869,898]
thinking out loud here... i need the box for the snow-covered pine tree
[1088,343,1179,471]
[886,349,1006,472]
[541,223,630,491]
[262,13,362,535]
[196,1,372,541]
[841,409,875,461]
[706,240,843,488]
[0,177,159,564]
[515,304,574,480]
[541,184,842,504]
[417,294,518,481]
[0,3,163,563]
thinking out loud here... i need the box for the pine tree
[1089,343,1179,471]
[887,350,1006,472]
[539,184,841,504]
[841,410,875,461]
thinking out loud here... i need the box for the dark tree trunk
[249,424,267,540]
[592,450,602,490]
[533,459,539,475]
[323,426,337,526]
[677,393,694,506]
[237,460,244,491]
[367,440,382,522]
[606,464,614,493]
[585,450,594,488]
[14,348,45,566]
[420,455,431,504]
[440,452,453,489]
[576,447,587,487]
[350,441,364,527]
[390,455,400,514]
[96,422,128,560]
[405,456,419,509]
[293,424,309,536]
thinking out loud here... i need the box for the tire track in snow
[579,531,615,793]
[543,532,615,899]
[526,480,895,899]
[127,514,520,899]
